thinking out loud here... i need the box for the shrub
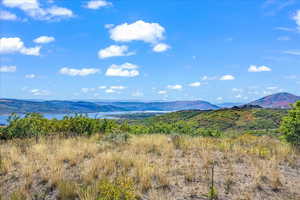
[98,177,137,200]
[3,113,50,139]
[280,101,300,146]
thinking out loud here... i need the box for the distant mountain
[0,99,219,115]
[217,102,243,108]
[248,92,300,108]
[95,100,219,111]
[0,99,126,115]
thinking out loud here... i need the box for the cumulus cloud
[98,45,134,59]
[0,37,41,56]
[0,10,17,20]
[25,74,36,78]
[293,10,300,31]
[109,20,165,43]
[33,36,55,44]
[216,97,223,101]
[85,0,112,9]
[105,63,139,77]
[2,0,73,20]
[248,65,271,72]
[167,84,182,90]
[189,82,201,87]
[153,43,170,52]
[0,65,16,72]
[59,67,100,76]
[30,89,50,96]
[220,75,235,80]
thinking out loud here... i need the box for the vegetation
[0,107,290,140]
[0,134,299,199]
[1,106,300,199]
[280,101,300,145]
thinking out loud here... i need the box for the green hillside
[139,107,288,133]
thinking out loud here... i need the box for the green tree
[280,101,300,145]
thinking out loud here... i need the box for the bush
[98,177,137,200]
[3,113,50,139]
[280,101,300,146]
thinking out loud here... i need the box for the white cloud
[216,97,223,101]
[104,24,114,29]
[33,36,55,44]
[220,75,235,80]
[98,86,107,89]
[266,86,278,90]
[201,75,217,81]
[0,10,17,20]
[85,0,112,9]
[167,84,182,90]
[153,43,170,52]
[105,63,139,77]
[25,74,36,78]
[275,27,295,32]
[158,90,167,94]
[98,45,134,59]
[104,86,125,94]
[235,94,242,98]
[81,88,95,93]
[20,46,41,55]
[248,65,271,72]
[0,37,41,56]
[293,10,300,31]
[47,6,73,17]
[189,82,201,87]
[30,89,50,96]
[59,67,99,76]
[110,85,126,90]
[105,88,115,93]
[232,88,243,92]
[109,20,165,43]
[2,0,73,20]
[0,65,16,72]
[283,50,300,55]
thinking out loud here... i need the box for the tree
[280,101,300,145]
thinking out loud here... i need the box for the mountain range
[0,92,299,115]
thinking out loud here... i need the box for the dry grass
[0,134,299,200]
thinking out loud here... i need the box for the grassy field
[1,134,299,200]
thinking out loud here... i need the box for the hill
[0,99,219,114]
[248,92,300,108]
[140,107,288,133]
[95,100,219,111]
[0,99,126,114]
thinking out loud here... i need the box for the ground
[1,134,300,200]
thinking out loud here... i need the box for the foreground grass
[0,134,300,200]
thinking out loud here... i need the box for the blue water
[0,111,169,125]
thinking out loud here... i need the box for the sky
[0,0,299,103]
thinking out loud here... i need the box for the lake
[0,111,169,125]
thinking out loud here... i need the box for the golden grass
[0,134,299,200]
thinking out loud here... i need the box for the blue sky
[0,0,299,103]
